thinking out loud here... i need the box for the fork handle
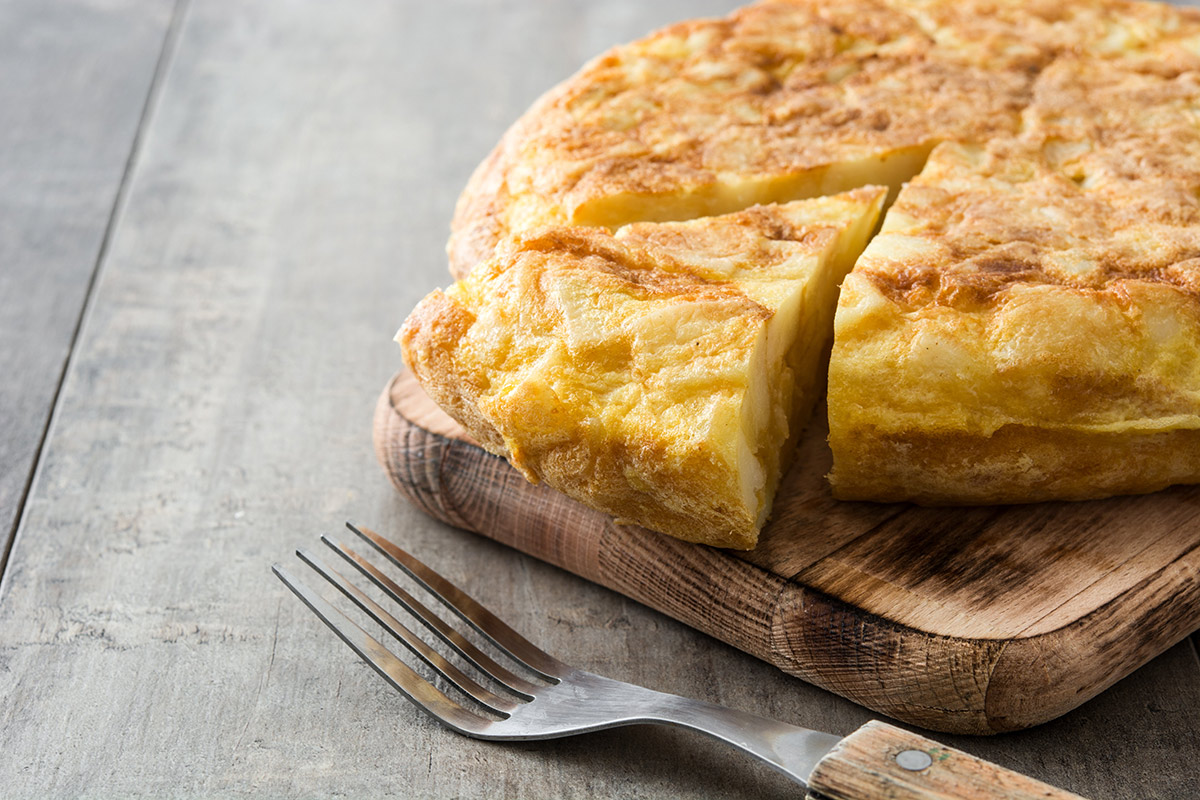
[639,689,1084,798]
[805,720,1087,800]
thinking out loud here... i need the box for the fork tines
[272,522,563,737]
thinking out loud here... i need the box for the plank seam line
[1009,537,1200,647]
[0,0,192,592]
[1010,521,1189,641]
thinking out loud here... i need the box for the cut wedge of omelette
[402,189,886,548]
[401,0,1200,547]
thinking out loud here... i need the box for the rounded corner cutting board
[373,370,1200,735]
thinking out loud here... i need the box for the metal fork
[273,523,1085,799]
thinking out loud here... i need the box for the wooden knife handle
[805,721,1086,800]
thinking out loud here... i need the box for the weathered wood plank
[0,0,175,572]
[0,1,1195,798]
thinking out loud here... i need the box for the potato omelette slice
[403,187,886,548]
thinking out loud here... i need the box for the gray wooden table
[1,1,1197,797]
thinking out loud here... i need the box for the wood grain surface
[376,370,1200,735]
[0,1,1197,798]
[0,0,176,571]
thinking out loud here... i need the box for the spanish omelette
[402,0,1200,547]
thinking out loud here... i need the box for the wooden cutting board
[373,370,1200,735]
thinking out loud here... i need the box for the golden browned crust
[448,0,1034,277]
[397,290,507,456]
[448,0,1200,277]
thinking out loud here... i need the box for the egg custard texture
[403,0,1200,547]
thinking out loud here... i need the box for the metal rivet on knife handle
[896,750,933,771]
